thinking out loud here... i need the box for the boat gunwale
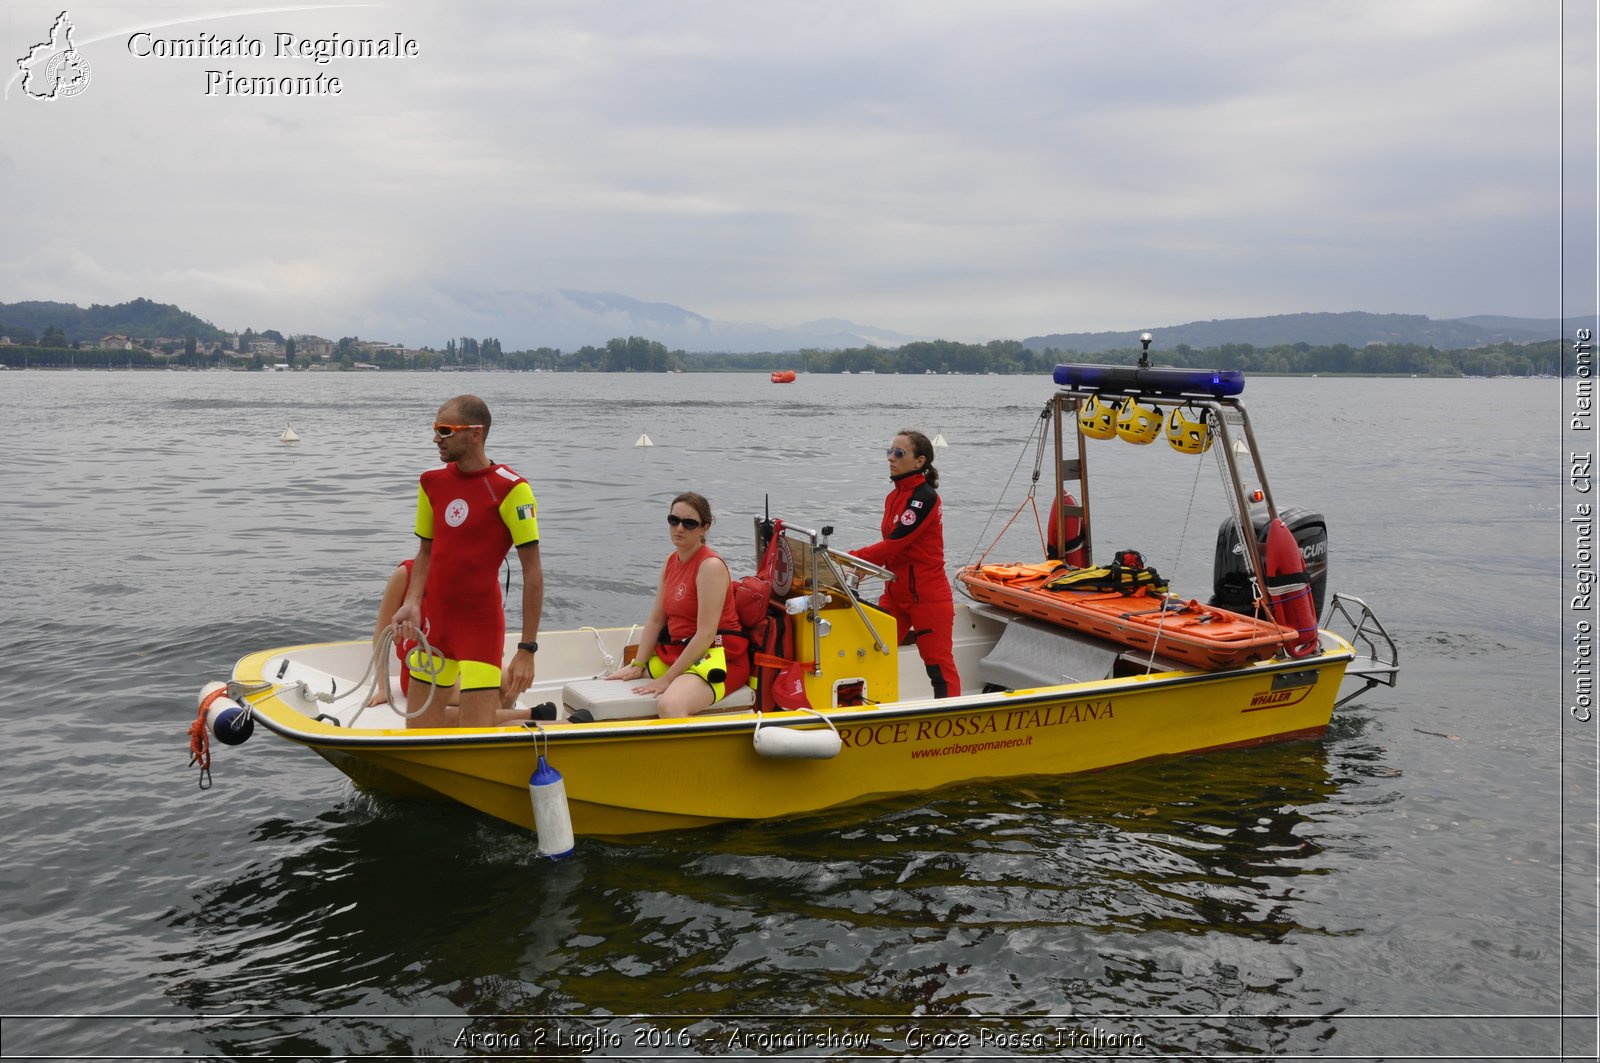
[234,635,1356,751]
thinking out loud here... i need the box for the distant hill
[3,295,1588,357]
[0,298,228,344]
[1447,315,1584,341]
[436,288,922,352]
[1022,311,1592,354]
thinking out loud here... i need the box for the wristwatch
[516,640,539,654]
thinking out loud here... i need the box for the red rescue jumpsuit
[851,470,961,698]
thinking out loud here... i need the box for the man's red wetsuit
[413,461,540,689]
[851,469,961,698]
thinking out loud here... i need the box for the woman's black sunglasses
[666,514,704,530]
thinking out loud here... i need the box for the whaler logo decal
[1244,670,1318,711]
[1245,688,1313,710]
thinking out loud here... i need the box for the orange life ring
[1046,490,1087,567]
[1265,518,1318,657]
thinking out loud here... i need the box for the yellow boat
[204,357,1399,843]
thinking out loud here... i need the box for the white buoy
[280,423,300,443]
[753,710,841,760]
[634,432,653,447]
[932,432,948,448]
[528,754,575,857]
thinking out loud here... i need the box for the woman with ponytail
[849,430,961,698]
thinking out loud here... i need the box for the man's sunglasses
[433,423,484,438]
[666,514,704,530]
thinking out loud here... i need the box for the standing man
[392,395,544,728]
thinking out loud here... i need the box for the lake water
[0,369,1592,1059]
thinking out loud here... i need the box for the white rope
[580,624,636,677]
[230,626,446,726]
[347,626,445,723]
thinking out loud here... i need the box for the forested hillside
[0,298,228,345]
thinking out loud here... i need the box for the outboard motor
[1212,505,1329,616]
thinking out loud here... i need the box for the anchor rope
[186,687,230,790]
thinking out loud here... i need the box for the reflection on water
[148,740,1365,1056]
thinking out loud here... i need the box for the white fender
[753,710,842,760]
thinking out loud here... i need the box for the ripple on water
[0,372,1576,1060]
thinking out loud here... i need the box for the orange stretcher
[957,562,1296,671]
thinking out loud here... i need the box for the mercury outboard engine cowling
[1212,505,1329,617]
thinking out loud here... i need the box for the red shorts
[411,605,505,691]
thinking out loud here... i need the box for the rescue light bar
[1052,363,1246,398]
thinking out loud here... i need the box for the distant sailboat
[933,431,948,449]
[280,423,301,443]
[634,433,654,447]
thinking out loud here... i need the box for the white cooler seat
[562,677,757,721]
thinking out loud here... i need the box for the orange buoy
[1264,518,1319,657]
[770,370,796,383]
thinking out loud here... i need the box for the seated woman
[605,492,750,717]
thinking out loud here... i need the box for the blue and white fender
[197,681,254,746]
[528,755,575,858]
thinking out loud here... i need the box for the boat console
[758,519,903,708]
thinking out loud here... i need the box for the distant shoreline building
[294,335,334,360]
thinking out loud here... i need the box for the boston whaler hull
[229,612,1357,837]
[205,354,1397,842]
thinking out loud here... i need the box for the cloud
[1,0,1588,343]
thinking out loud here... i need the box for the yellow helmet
[1115,397,1162,444]
[1077,394,1118,440]
[1165,405,1213,454]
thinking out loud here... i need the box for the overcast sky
[3,0,1595,347]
